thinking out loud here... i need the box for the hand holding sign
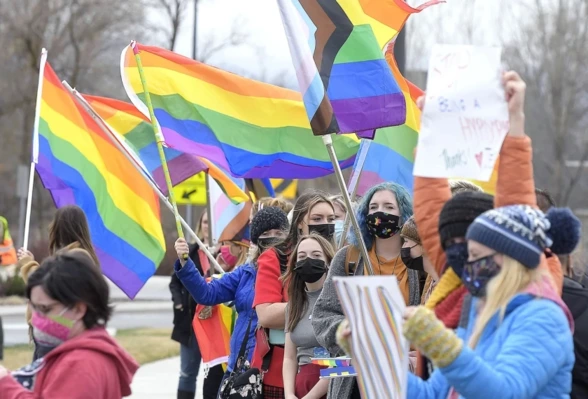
[414,45,509,181]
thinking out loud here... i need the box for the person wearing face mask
[0,248,138,398]
[400,216,439,304]
[174,206,289,395]
[281,235,336,399]
[253,190,335,398]
[312,182,419,399]
[401,205,574,399]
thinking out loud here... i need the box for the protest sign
[413,45,509,181]
[334,276,408,399]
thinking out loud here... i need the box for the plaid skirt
[262,384,285,399]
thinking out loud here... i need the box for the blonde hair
[469,256,547,347]
[449,180,483,195]
[329,195,347,215]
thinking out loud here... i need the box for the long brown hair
[284,190,334,251]
[48,205,99,267]
[282,234,335,332]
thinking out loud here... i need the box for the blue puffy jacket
[409,293,574,399]
[175,259,257,372]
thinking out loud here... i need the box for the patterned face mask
[31,308,74,347]
[462,254,501,297]
[366,212,401,239]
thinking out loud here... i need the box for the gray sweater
[311,245,420,399]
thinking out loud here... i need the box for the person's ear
[71,302,87,323]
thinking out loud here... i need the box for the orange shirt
[365,246,410,305]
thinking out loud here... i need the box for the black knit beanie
[438,191,494,249]
[250,206,289,245]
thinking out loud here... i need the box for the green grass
[1,328,180,370]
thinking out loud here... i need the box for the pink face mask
[220,245,238,268]
[31,309,74,347]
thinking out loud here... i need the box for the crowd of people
[0,71,585,399]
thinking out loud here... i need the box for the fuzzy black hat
[438,191,494,249]
[250,206,289,245]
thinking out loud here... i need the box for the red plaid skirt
[262,384,285,399]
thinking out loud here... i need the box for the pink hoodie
[0,327,139,398]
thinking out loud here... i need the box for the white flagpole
[23,48,48,250]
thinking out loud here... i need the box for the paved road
[1,302,173,346]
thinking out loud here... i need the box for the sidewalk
[129,357,205,399]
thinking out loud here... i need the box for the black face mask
[445,242,468,276]
[366,212,401,239]
[401,247,424,272]
[462,254,501,297]
[294,258,327,284]
[308,223,335,241]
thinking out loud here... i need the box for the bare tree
[150,0,192,51]
[504,0,588,206]
[0,0,148,238]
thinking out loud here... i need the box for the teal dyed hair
[348,182,413,250]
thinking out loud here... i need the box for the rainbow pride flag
[33,55,165,298]
[82,94,249,204]
[120,44,360,179]
[277,0,440,137]
[350,42,497,196]
[193,301,236,368]
[210,175,251,243]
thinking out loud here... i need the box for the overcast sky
[159,0,506,87]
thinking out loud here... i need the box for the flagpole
[23,48,48,250]
[322,135,374,275]
[130,41,187,260]
[338,139,370,249]
[64,82,224,274]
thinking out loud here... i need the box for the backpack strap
[344,246,361,276]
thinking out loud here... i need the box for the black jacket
[562,276,588,399]
[170,243,206,347]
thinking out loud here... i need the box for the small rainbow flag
[82,94,249,204]
[33,54,165,298]
[192,301,236,368]
[311,358,351,367]
[277,0,441,137]
[121,43,360,179]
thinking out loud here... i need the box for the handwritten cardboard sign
[413,45,509,181]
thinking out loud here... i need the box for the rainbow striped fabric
[210,176,252,243]
[277,0,440,137]
[34,58,165,298]
[121,44,360,179]
[82,94,249,204]
[193,301,236,368]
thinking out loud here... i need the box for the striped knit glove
[403,306,463,368]
[336,319,352,355]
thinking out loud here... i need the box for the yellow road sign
[271,179,298,200]
[172,173,207,205]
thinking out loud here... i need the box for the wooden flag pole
[322,134,374,275]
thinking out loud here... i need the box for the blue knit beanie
[466,205,553,269]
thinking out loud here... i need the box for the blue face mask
[445,242,468,276]
[334,220,345,244]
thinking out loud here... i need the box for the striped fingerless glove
[403,306,463,368]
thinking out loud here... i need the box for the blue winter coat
[175,259,257,372]
[409,293,574,399]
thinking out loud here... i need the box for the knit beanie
[438,192,494,249]
[400,216,421,245]
[250,206,289,245]
[466,205,552,269]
